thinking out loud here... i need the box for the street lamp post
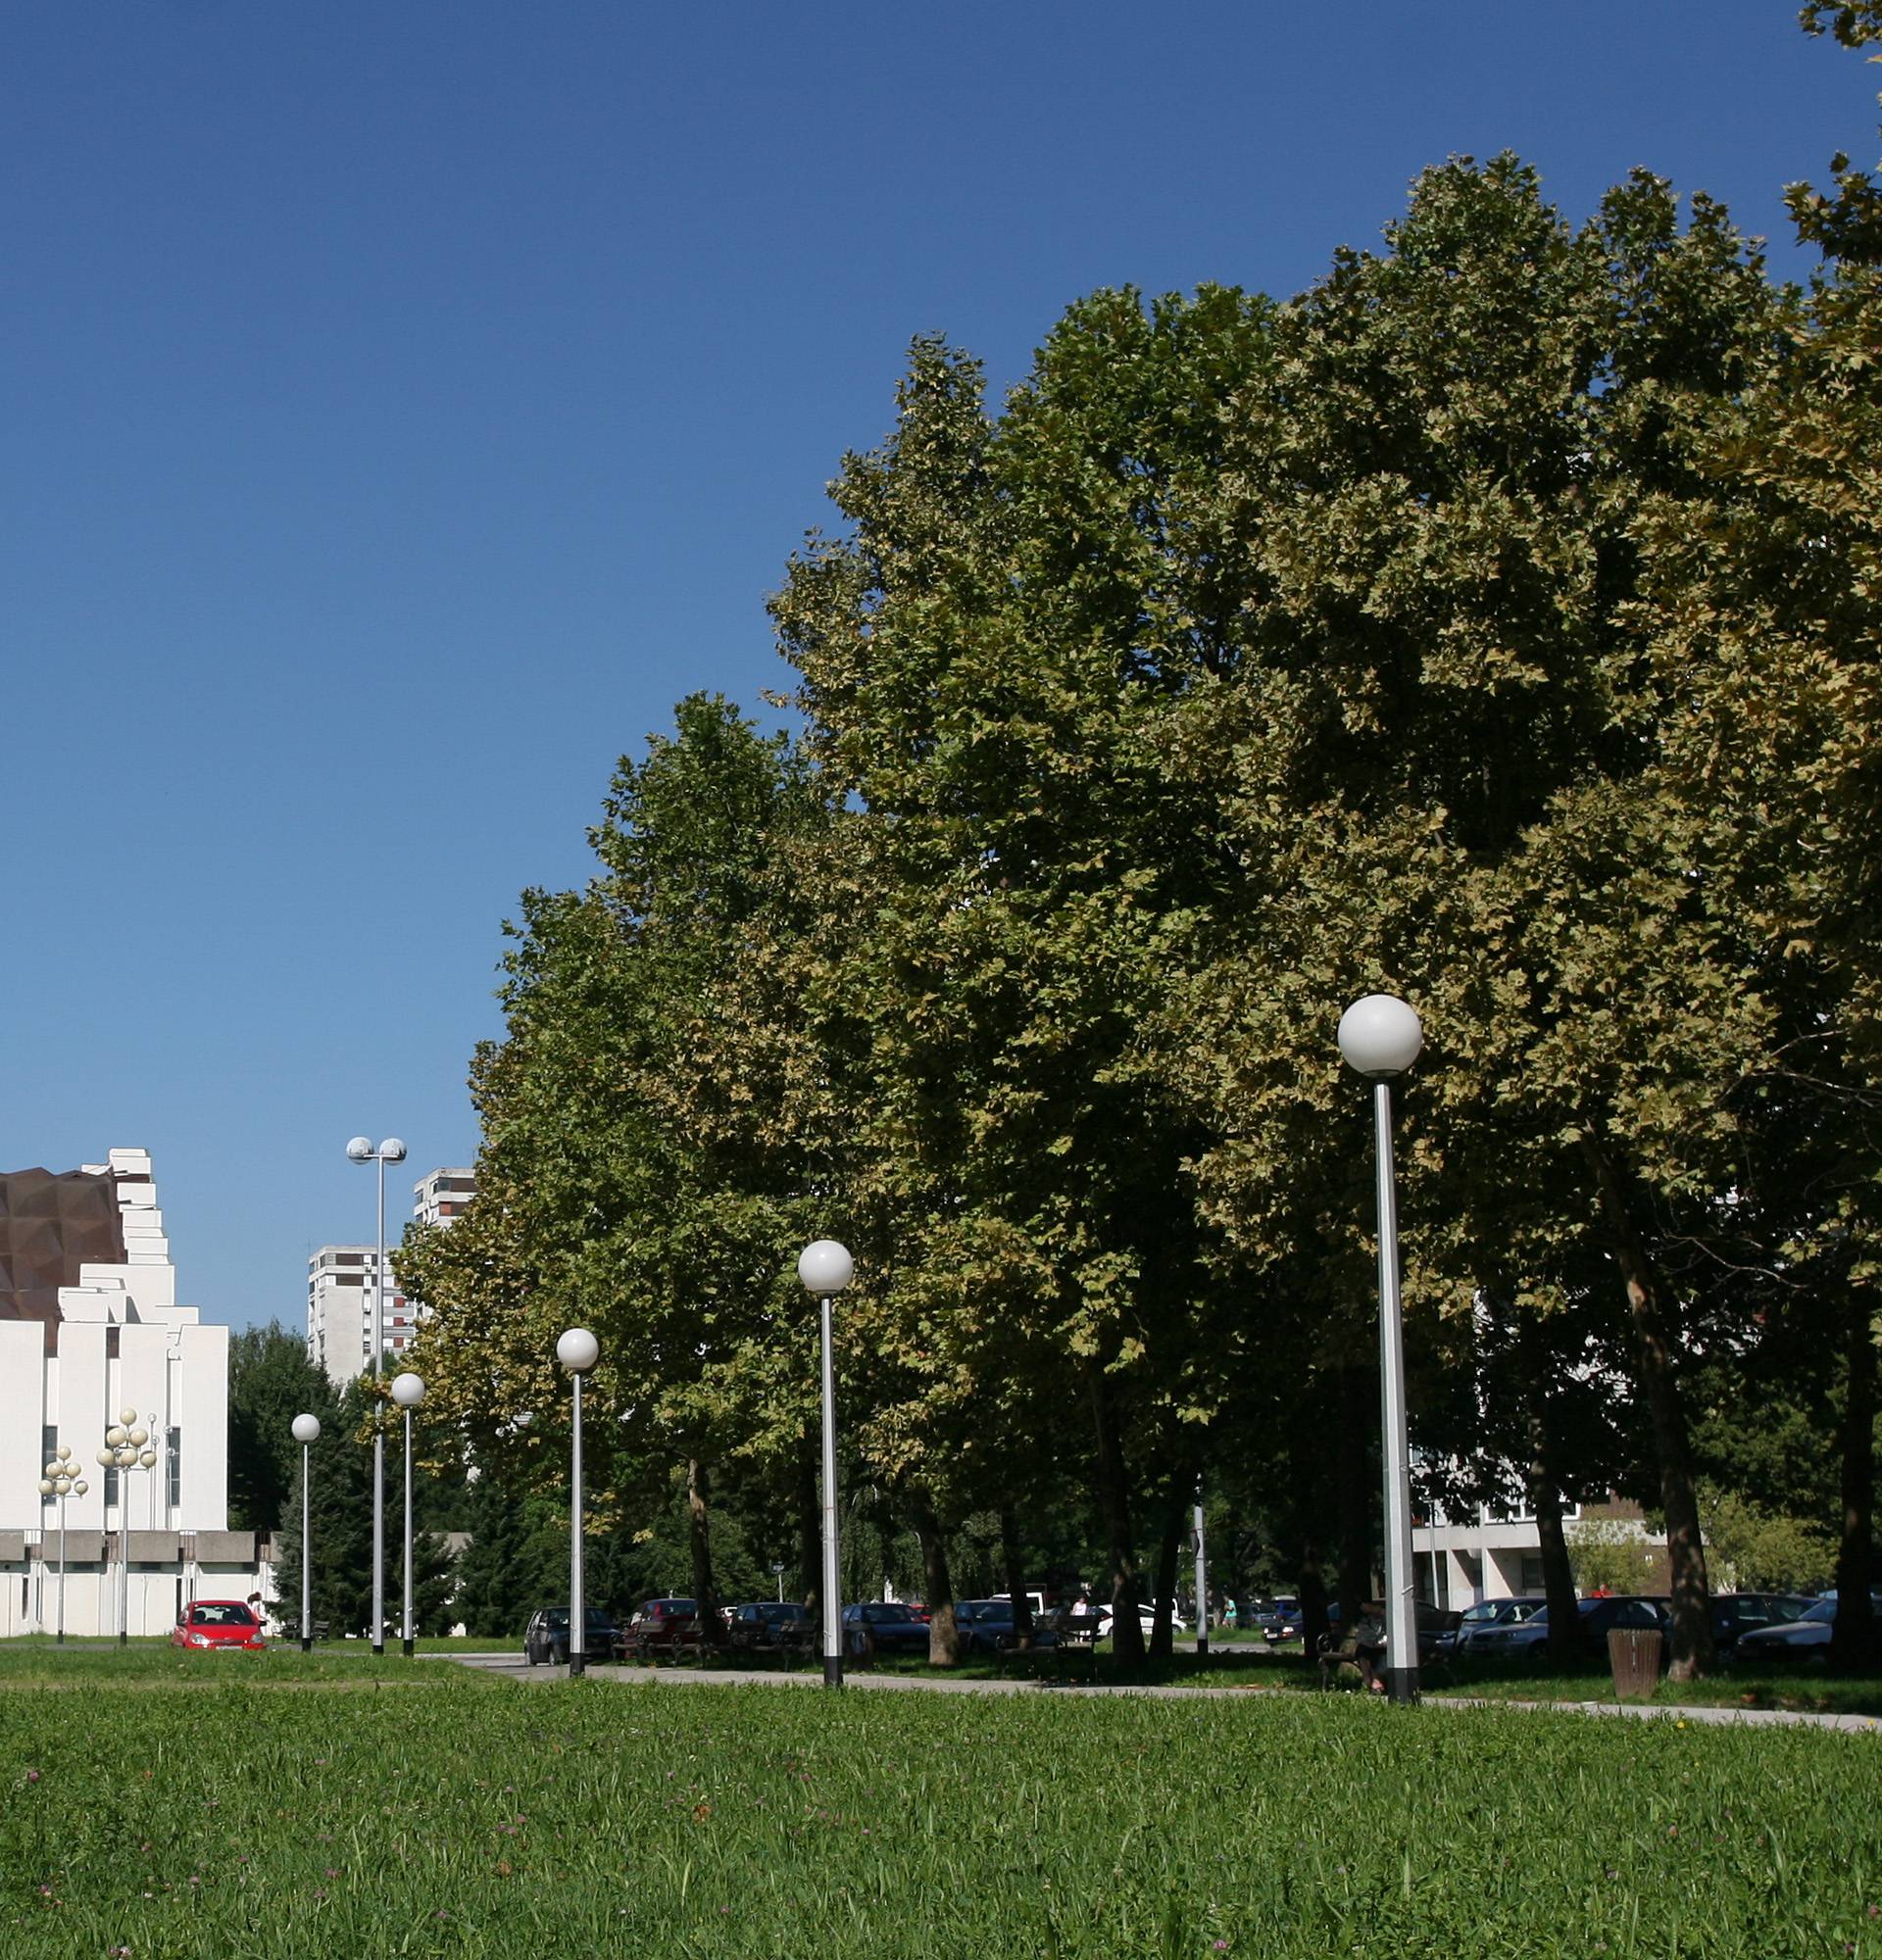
[1339,992,1425,1706]
[797,1240,854,1690]
[556,1329,599,1676]
[347,1136,407,1656]
[1192,1487,1210,1658]
[36,1448,86,1644]
[390,1374,426,1657]
[96,1409,157,1645]
[291,1414,321,1653]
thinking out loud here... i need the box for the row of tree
[394,5,1882,1679]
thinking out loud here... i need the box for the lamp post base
[402,1637,415,1658]
[300,1637,312,1655]
[1383,1666,1419,1705]
[569,1653,586,1678]
[822,1654,844,1689]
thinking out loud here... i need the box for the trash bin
[1608,1626,1663,1699]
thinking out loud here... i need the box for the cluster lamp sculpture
[1338,992,1425,1705]
[556,1328,600,1675]
[97,1410,157,1645]
[798,1239,854,1689]
[346,1135,406,1653]
[36,1447,87,1643]
[390,1373,426,1656]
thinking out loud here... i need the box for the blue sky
[1,2,1868,1333]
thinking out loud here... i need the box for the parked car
[172,1599,265,1651]
[726,1600,812,1650]
[1256,1597,1302,1641]
[1708,1592,1817,1656]
[618,1596,711,1654]
[841,1601,931,1655]
[1440,1595,1546,1657]
[1735,1592,1882,1658]
[955,1598,1062,1654]
[1471,1594,1666,1662]
[523,1605,620,1665]
[1094,1601,1164,1642]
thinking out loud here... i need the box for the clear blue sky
[1,2,1867,1333]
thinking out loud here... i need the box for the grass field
[2,1647,1880,1958]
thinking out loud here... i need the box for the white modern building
[0,1148,244,1638]
[306,1165,472,1389]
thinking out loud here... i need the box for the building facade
[0,1148,243,1638]
[306,1165,472,1389]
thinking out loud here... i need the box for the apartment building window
[104,1463,119,1510]
[167,1428,181,1510]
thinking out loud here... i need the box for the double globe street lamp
[556,1328,600,1676]
[1338,992,1425,1706]
[798,1240,854,1690]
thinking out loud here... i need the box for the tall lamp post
[390,1373,426,1657]
[96,1409,157,1646]
[1339,992,1424,1706]
[798,1240,854,1690]
[556,1329,599,1676]
[291,1414,321,1653]
[346,1135,407,1656]
[36,1449,87,1644]
[1192,1486,1210,1658]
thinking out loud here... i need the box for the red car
[172,1599,266,1650]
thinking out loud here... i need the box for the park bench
[994,1611,1100,1684]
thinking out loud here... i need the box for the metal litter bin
[1608,1625,1663,1699]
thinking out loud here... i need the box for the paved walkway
[448,1652,1881,1732]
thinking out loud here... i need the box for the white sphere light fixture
[346,1137,373,1161]
[291,1413,322,1445]
[106,1426,126,1448]
[119,1406,137,1426]
[390,1372,426,1409]
[1337,994,1425,1081]
[797,1240,855,1298]
[380,1138,407,1163]
[74,1480,86,1496]
[38,1479,53,1496]
[557,1327,599,1374]
[95,1449,115,1469]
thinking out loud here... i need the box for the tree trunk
[999,1504,1033,1648]
[1582,1133,1714,1679]
[1830,1286,1877,1675]
[795,1432,821,1619]
[1148,1494,1181,1661]
[912,1493,961,1666]
[1335,1365,1372,1629]
[685,1457,718,1629]
[1516,1309,1582,1668]
[1090,1370,1145,1664]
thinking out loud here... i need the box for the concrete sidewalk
[450,1651,1882,1732]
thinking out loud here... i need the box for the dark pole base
[569,1652,586,1678]
[402,1638,415,1658]
[300,1638,312,1654]
[822,1654,844,1689]
[56,1634,64,1647]
[1384,1666,1419,1705]
[371,1641,384,1658]
[119,1632,127,1648]
[1196,1636,1209,1656]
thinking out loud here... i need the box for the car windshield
[1460,1603,1500,1625]
[542,1610,569,1629]
[957,1601,999,1621]
[1799,1598,1837,1624]
[191,1604,254,1627]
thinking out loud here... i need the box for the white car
[1095,1602,1164,1641]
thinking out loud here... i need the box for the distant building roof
[0,1167,127,1332]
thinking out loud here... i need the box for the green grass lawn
[2,1648,1880,1958]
